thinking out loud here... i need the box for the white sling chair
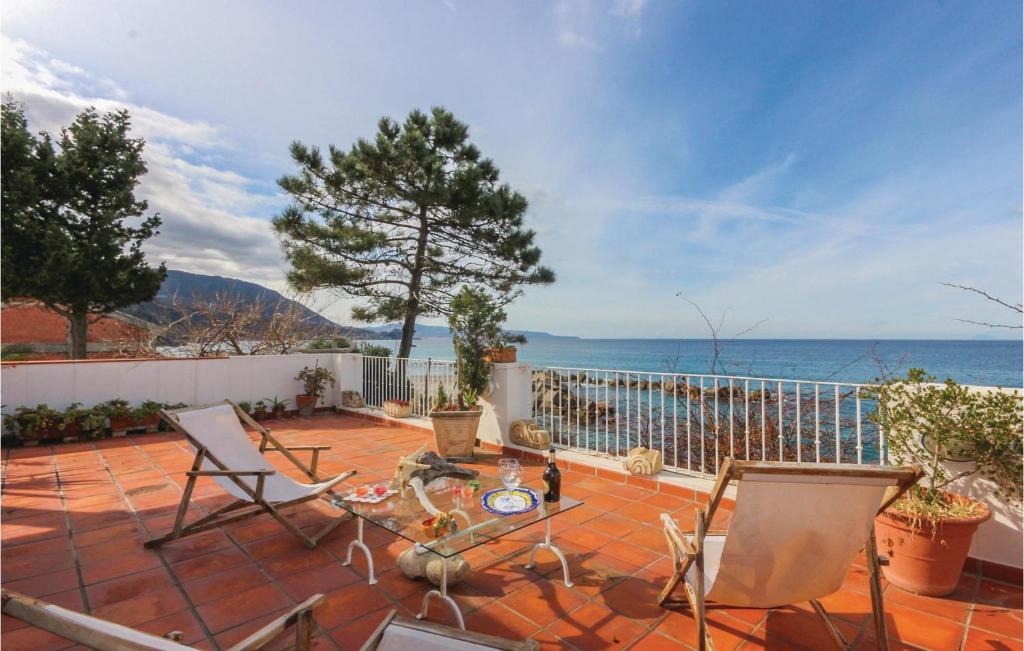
[146,401,355,549]
[2,589,324,651]
[360,610,539,651]
[659,458,921,651]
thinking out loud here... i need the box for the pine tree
[274,107,555,359]
[1,101,166,358]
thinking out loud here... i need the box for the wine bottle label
[543,480,549,494]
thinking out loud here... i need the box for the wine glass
[497,458,522,510]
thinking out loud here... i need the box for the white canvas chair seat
[146,401,356,550]
[177,404,338,503]
[2,589,325,651]
[360,610,538,651]
[659,459,921,651]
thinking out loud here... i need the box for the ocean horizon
[360,336,1023,388]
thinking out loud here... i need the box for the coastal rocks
[398,547,470,587]
[624,447,663,476]
[510,420,551,449]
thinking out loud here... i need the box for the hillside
[363,323,576,339]
[121,270,382,342]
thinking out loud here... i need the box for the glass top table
[334,475,582,558]
[330,473,583,630]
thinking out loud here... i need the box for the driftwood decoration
[341,391,365,408]
[624,447,663,476]
[393,446,480,515]
[510,420,551,450]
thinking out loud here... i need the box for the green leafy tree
[1,101,166,358]
[274,107,554,360]
[448,286,524,408]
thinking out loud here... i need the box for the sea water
[361,337,1022,388]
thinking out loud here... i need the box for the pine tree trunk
[68,311,89,359]
[398,208,430,360]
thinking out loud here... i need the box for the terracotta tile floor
[2,414,1021,650]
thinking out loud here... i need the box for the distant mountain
[121,270,382,342]
[363,323,576,340]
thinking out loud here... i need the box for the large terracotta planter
[295,394,317,417]
[875,502,991,596]
[430,410,481,459]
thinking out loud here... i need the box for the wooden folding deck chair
[2,589,325,650]
[359,609,539,651]
[146,401,356,549]
[658,458,922,651]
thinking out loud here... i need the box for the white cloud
[1,35,286,284]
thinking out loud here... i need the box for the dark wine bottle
[542,447,561,503]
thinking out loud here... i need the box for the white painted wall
[0,353,363,411]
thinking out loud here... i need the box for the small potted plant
[253,400,269,421]
[60,404,109,442]
[12,404,65,444]
[383,398,413,418]
[483,332,526,364]
[133,400,164,431]
[101,399,142,435]
[237,401,252,416]
[868,368,1022,596]
[265,396,289,419]
[295,363,335,417]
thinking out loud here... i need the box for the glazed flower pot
[875,502,991,596]
[253,408,269,421]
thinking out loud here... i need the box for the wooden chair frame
[2,589,325,651]
[145,400,356,550]
[658,458,923,651]
[359,609,540,651]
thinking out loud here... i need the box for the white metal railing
[532,366,884,478]
[362,356,458,418]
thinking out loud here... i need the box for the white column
[478,363,533,447]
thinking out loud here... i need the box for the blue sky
[2,1,1021,338]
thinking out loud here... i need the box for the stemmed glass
[497,458,522,511]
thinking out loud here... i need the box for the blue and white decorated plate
[480,487,539,515]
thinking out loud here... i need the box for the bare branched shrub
[166,291,340,356]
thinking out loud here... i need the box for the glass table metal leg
[525,517,574,588]
[342,518,377,584]
[417,556,466,630]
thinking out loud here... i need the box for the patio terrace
[2,413,1021,650]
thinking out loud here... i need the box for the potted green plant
[295,363,335,417]
[102,399,136,434]
[12,404,65,444]
[253,400,269,421]
[133,400,164,431]
[431,287,514,459]
[867,368,1022,596]
[62,403,108,442]
[483,331,526,364]
[265,396,290,419]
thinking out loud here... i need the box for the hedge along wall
[0,353,364,413]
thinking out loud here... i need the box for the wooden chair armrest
[227,593,325,651]
[187,469,275,477]
[267,445,331,452]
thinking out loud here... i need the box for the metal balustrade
[362,356,458,418]
[531,366,885,478]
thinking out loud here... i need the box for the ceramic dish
[480,487,539,515]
